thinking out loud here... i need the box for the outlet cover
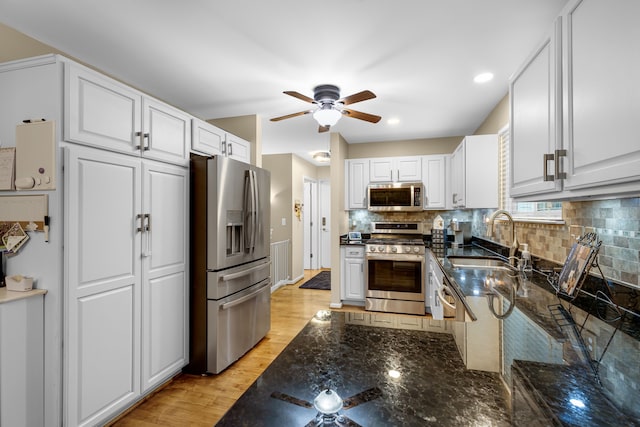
[581,329,598,361]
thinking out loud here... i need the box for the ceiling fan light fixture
[313,151,331,162]
[313,107,342,126]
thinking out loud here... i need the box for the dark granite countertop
[512,360,640,427]
[217,311,510,427]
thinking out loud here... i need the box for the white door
[319,180,331,268]
[64,146,142,426]
[141,161,188,392]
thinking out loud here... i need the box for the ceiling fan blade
[342,387,382,409]
[284,90,315,104]
[270,110,312,122]
[318,125,330,133]
[342,108,382,123]
[339,90,376,105]
[270,391,313,409]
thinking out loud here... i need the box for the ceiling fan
[270,84,382,133]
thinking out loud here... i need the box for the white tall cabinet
[0,54,189,426]
[64,62,189,426]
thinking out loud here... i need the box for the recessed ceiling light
[474,72,494,83]
[387,118,400,125]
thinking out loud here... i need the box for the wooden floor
[109,269,333,426]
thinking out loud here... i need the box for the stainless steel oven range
[365,222,426,315]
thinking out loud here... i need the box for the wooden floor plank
[109,269,332,426]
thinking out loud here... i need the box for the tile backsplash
[350,197,639,289]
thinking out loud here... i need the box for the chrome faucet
[486,209,519,266]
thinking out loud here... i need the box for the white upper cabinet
[142,98,191,165]
[65,62,190,166]
[191,118,225,156]
[191,118,251,164]
[369,156,422,182]
[510,0,640,199]
[509,18,562,197]
[65,62,142,155]
[422,155,448,209]
[226,133,251,164]
[345,159,370,209]
[450,135,498,209]
[561,0,640,193]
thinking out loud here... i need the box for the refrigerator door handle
[244,170,252,251]
[251,169,258,252]
[220,261,271,282]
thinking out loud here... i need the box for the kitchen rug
[299,271,331,290]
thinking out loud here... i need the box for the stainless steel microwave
[367,182,424,211]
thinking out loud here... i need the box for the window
[498,125,563,221]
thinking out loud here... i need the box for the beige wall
[330,133,349,307]
[347,136,462,158]
[207,115,262,166]
[263,153,323,282]
[0,23,62,62]
[474,94,509,135]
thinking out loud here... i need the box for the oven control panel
[366,244,425,255]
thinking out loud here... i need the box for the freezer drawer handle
[220,261,271,282]
[221,281,270,310]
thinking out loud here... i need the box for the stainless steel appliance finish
[187,154,271,375]
[365,222,426,315]
[367,182,424,212]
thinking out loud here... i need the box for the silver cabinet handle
[228,143,233,156]
[554,149,567,180]
[543,153,554,181]
[543,149,567,181]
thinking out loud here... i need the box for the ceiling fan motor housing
[313,84,341,104]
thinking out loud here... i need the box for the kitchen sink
[447,256,517,271]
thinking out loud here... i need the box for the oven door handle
[221,280,270,310]
[221,261,271,281]
[436,285,457,310]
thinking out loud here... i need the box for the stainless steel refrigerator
[186,154,271,374]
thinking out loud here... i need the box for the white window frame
[499,125,563,222]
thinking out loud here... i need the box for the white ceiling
[1,0,568,165]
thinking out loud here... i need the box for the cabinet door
[65,62,142,155]
[396,156,422,182]
[465,135,498,209]
[369,157,422,182]
[423,155,446,209]
[191,118,224,156]
[510,18,562,197]
[450,142,465,207]
[562,0,640,190]
[64,146,142,426]
[141,161,188,392]
[226,134,251,164]
[369,158,394,182]
[345,159,369,209]
[344,258,365,300]
[143,97,190,165]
